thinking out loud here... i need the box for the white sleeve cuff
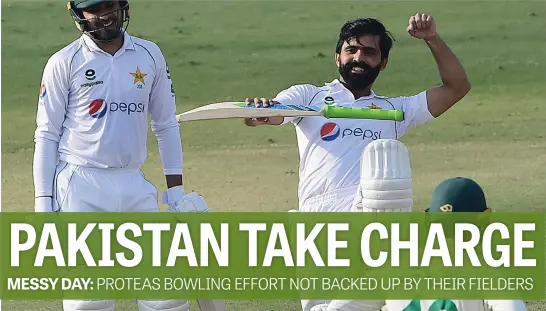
[33,137,59,197]
[155,125,183,175]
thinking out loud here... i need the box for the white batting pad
[353,139,413,212]
[137,300,190,311]
[62,300,115,311]
[308,303,329,311]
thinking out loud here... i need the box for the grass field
[2,0,545,310]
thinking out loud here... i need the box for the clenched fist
[407,13,437,40]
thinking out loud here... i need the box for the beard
[86,12,123,41]
[338,61,382,90]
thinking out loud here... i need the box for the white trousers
[54,161,189,311]
[299,185,353,311]
[53,161,158,213]
[298,185,386,311]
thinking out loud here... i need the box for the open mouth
[351,67,365,73]
[103,20,114,27]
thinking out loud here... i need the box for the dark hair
[335,18,395,60]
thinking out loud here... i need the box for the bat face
[176,102,322,122]
[176,101,404,122]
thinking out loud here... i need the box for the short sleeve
[395,90,435,137]
[272,84,311,125]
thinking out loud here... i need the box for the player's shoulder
[375,89,428,107]
[44,37,84,68]
[129,34,166,59]
[280,83,330,96]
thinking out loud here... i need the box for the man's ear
[334,53,341,67]
[380,58,389,71]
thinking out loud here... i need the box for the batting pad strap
[358,179,412,191]
[356,198,413,210]
[358,189,413,200]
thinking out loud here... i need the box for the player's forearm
[426,34,471,94]
[33,137,59,197]
[155,125,184,187]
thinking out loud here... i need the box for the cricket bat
[176,102,404,122]
[197,300,227,311]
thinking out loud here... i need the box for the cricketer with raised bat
[244,13,470,213]
[244,13,471,311]
[32,0,212,310]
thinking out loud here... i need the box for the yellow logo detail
[130,67,147,85]
[439,204,453,212]
[368,103,381,109]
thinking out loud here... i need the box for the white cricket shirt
[34,31,182,197]
[274,80,434,209]
[35,31,180,171]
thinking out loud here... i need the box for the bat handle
[323,105,404,121]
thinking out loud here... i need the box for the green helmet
[67,0,130,42]
[70,0,113,9]
[425,177,491,213]
[424,177,492,242]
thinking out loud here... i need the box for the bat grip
[323,105,404,121]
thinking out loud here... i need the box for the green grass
[2,0,545,310]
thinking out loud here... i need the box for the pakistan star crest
[130,67,147,84]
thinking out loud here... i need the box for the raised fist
[407,13,437,40]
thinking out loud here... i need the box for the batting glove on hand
[34,197,54,212]
[162,186,210,213]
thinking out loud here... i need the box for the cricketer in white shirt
[33,29,199,212]
[34,0,208,215]
[270,80,431,212]
[33,2,208,310]
[245,14,471,215]
[244,14,471,311]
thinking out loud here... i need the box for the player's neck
[93,36,124,56]
[339,78,374,99]
[351,88,373,99]
[341,82,373,99]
